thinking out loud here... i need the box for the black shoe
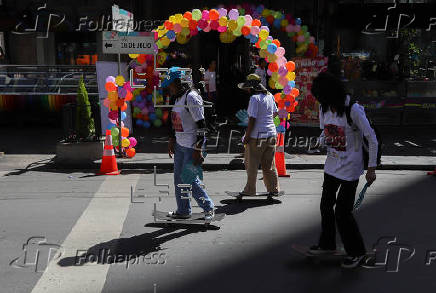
[341,255,365,268]
[309,245,337,255]
[268,191,280,196]
[167,211,191,219]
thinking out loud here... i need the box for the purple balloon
[118,87,127,98]
[278,66,288,76]
[106,76,115,83]
[284,85,292,95]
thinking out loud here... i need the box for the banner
[290,56,328,127]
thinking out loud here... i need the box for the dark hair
[311,71,347,117]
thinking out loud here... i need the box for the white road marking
[31,175,140,293]
[404,140,421,147]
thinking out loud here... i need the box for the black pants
[318,173,366,256]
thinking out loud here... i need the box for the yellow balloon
[228,20,238,31]
[108,91,118,101]
[259,29,269,40]
[169,15,175,23]
[122,138,130,148]
[268,78,276,89]
[259,49,267,58]
[160,36,170,47]
[219,16,227,27]
[271,72,279,81]
[128,54,139,59]
[115,75,125,86]
[180,18,189,28]
[262,9,270,17]
[268,54,277,62]
[174,14,183,24]
[176,34,190,44]
[287,71,296,81]
[281,19,289,27]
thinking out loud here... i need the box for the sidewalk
[2,153,436,172]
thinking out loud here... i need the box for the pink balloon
[267,36,273,41]
[310,36,315,43]
[128,137,137,148]
[250,26,260,35]
[275,47,285,57]
[202,10,209,20]
[141,107,149,115]
[294,25,301,32]
[285,24,293,33]
[297,35,305,42]
[198,19,208,30]
[244,15,252,26]
[210,20,219,30]
[203,25,211,32]
[279,76,288,87]
[106,76,115,83]
[217,26,227,32]
[218,8,227,17]
[267,69,272,76]
[103,98,110,108]
[173,23,182,33]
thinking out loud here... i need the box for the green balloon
[274,116,280,127]
[112,137,119,146]
[111,127,119,136]
[153,119,162,128]
[155,108,163,118]
[302,25,308,33]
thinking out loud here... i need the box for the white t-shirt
[171,90,204,148]
[255,67,267,87]
[247,92,278,139]
[204,70,216,92]
[319,96,378,181]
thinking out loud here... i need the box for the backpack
[345,101,382,169]
[183,89,218,136]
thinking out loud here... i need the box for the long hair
[311,71,347,117]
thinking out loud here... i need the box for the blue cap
[161,66,184,88]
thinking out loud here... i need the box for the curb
[49,162,436,171]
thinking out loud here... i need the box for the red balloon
[268,62,279,72]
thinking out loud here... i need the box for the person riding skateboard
[309,72,378,268]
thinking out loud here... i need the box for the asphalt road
[1,167,436,293]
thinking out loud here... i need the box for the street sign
[102,31,156,54]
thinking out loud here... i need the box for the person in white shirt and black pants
[309,72,378,268]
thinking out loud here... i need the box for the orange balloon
[183,11,192,20]
[164,20,173,30]
[162,111,169,122]
[277,99,285,109]
[241,26,250,36]
[255,41,261,49]
[137,54,147,64]
[189,19,198,30]
[209,9,219,20]
[105,82,117,92]
[274,93,282,102]
[252,19,261,26]
[121,102,128,111]
[126,148,136,158]
[272,39,281,47]
[121,127,129,137]
[291,88,300,97]
[125,91,133,101]
[285,61,296,72]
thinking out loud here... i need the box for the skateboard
[225,191,284,202]
[292,244,346,264]
[152,205,225,227]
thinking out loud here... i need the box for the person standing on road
[238,73,280,196]
[203,60,217,103]
[254,59,267,88]
[309,71,378,268]
[164,67,215,220]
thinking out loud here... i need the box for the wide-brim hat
[238,73,267,91]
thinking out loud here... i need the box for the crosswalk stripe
[31,175,140,293]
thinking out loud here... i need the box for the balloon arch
[101,4,318,156]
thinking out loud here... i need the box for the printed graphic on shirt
[324,124,346,151]
[171,111,184,132]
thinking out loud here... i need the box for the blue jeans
[174,143,214,215]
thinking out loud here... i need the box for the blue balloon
[121,111,127,120]
[260,17,267,26]
[143,121,151,128]
[288,81,296,88]
[146,94,153,102]
[166,30,175,39]
[276,125,286,133]
[256,5,264,13]
[136,119,143,126]
[273,19,281,29]
[267,43,277,54]
[296,18,302,25]
[136,96,143,103]
[106,123,116,130]
[149,113,157,121]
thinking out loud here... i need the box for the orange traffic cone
[275,133,290,177]
[98,130,120,175]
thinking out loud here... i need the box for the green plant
[75,76,95,140]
